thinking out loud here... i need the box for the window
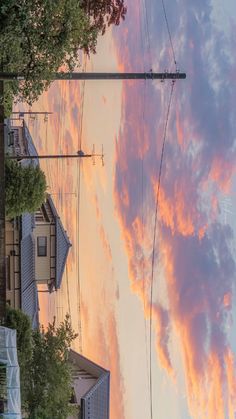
[37,236,47,257]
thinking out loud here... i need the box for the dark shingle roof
[22,123,39,167]
[21,213,35,237]
[46,195,71,290]
[20,217,39,329]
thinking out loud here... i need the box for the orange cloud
[209,156,235,193]
[99,224,112,261]
[157,230,236,419]
[150,179,196,237]
[176,109,185,150]
[114,141,236,419]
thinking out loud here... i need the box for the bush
[5,159,47,218]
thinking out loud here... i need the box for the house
[5,119,71,327]
[5,118,39,166]
[68,350,110,419]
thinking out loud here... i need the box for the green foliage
[0,0,127,106]
[80,0,127,35]
[5,159,47,218]
[0,82,17,117]
[4,306,32,358]
[26,316,78,419]
[0,0,98,104]
[4,308,77,419]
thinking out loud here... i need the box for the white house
[68,350,110,419]
[5,119,71,327]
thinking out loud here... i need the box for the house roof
[20,123,71,291]
[46,195,71,290]
[21,212,35,237]
[20,215,39,329]
[69,350,110,419]
[22,122,39,167]
[81,372,110,419]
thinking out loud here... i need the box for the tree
[26,316,78,419]
[4,309,78,419]
[0,0,97,104]
[0,0,127,105]
[80,0,127,35]
[5,159,47,218]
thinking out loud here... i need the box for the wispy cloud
[113,0,236,417]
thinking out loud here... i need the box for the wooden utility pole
[11,111,53,115]
[7,151,104,162]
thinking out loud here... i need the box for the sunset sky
[17,1,236,418]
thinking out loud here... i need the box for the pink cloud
[112,1,236,416]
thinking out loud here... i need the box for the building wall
[34,224,51,283]
[73,376,97,404]
[9,126,26,156]
[69,351,103,409]
[5,220,20,309]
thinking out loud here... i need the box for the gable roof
[81,372,110,419]
[20,214,39,329]
[21,122,39,167]
[21,122,71,292]
[46,195,71,290]
[69,350,110,419]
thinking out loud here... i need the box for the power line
[140,78,151,401]
[142,0,152,67]
[149,80,175,419]
[161,0,178,70]
[75,56,87,354]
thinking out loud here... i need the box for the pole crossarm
[0,71,186,81]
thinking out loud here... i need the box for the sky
[17,1,236,418]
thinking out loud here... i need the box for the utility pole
[11,111,53,115]
[7,149,105,163]
[7,153,99,160]
[0,71,186,81]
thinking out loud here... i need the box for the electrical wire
[141,81,151,402]
[142,0,152,68]
[161,0,178,70]
[75,55,87,354]
[149,80,175,419]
